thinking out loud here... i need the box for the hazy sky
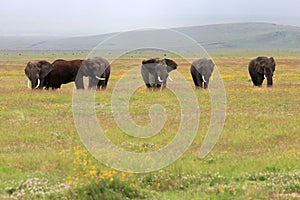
[1,0,300,36]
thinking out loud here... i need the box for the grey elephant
[79,57,111,90]
[248,56,276,87]
[141,58,177,89]
[190,58,215,89]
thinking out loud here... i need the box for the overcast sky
[1,0,300,36]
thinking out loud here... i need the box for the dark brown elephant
[248,57,276,87]
[46,59,84,89]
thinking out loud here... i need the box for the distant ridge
[1,23,300,51]
[175,23,300,50]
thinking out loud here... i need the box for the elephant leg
[162,79,167,88]
[98,80,106,90]
[249,72,259,86]
[141,65,152,88]
[191,66,201,89]
[145,83,152,88]
[199,74,204,88]
[75,76,84,89]
[256,74,264,87]
[191,72,197,87]
[192,72,202,89]
[104,70,110,89]
[203,80,209,89]
[44,80,50,90]
[267,77,273,87]
[251,77,258,86]
[38,79,46,89]
[154,75,161,88]
[96,80,101,90]
[88,78,97,89]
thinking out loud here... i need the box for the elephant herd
[24,56,276,90]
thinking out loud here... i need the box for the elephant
[190,58,215,89]
[79,57,111,90]
[45,59,84,89]
[25,60,55,89]
[141,58,178,88]
[248,57,276,87]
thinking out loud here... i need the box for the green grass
[0,51,299,199]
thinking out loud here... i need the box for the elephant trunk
[29,78,41,89]
[202,75,207,83]
[267,76,273,87]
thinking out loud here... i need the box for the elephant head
[141,58,178,88]
[79,57,111,89]
[24,60,53,89]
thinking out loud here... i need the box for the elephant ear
[24,62,31,77]
[142,58,159,64]
[164,58,178,72]
[38,60,53,79]
[80,59,92,76]
[254,59,264,74]
[208,59,215,71]
[270,57,276,71]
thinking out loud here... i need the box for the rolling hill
[1,23,300,51]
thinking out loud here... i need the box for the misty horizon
[1,0,300,37]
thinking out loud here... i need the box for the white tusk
[202,75,207,83]
[35,79,40,89]
[168,76,173,81]
[27,79,31,89]
[96,76,105,80]
[158,76,163,83]
[264,75,267,79]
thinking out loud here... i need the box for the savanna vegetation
[0,51,299,199]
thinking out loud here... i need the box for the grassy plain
[0,51,299,199]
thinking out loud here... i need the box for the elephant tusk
[264,75,267,79]
[96,76,106,80]
[168,76,173,81]
[27,79,31,89]
[202,75,207,83]
[35,78,40,89]
[158,76,163,83]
